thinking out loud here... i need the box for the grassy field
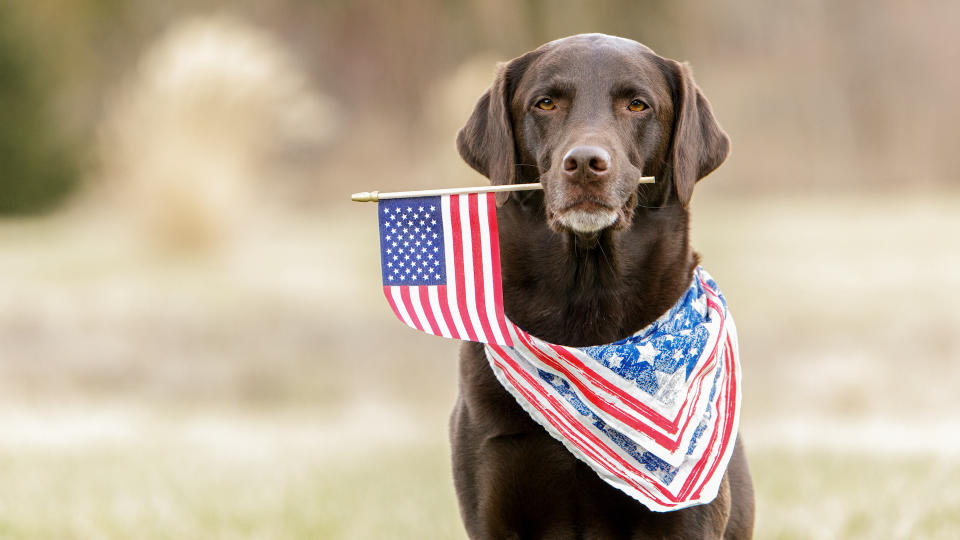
[0,192,958,538]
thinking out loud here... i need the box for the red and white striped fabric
[484,270,740,511]
[376,193,740,511]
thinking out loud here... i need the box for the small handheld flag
[377,193,513,346]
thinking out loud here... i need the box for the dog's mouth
[553,200,622,234]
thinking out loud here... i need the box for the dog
[450,34,754,539]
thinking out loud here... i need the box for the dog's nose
[562,146,610,181]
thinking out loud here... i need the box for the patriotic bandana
[376,192,740,512]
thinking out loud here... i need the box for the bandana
[483,267,741,512]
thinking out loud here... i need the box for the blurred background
[1,0,958,538]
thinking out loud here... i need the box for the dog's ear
[667,61,730,208]
[457,53,537,206]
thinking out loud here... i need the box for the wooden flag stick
[351,176,655,202]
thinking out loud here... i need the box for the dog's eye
[628,99,648,112]
[535,98,556,111]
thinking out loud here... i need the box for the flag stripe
[477,194,508,346]
[436,285,459,340]
[427,286,452,338]
[441,198,469,340]
[411,286,438,335]
[387,286,417,330]
[458,195,487,342]
[486,193,513,346]
[449,195,479,341]
[399,287,425,332]
[470,194,498,345]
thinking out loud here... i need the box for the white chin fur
[557,209,619,233]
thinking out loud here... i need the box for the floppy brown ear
[456,53,538,206]
[668,61,730,208]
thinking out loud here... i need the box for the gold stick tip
[351,191,379,202]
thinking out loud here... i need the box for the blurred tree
[0,2,77,214]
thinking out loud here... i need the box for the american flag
[378,192,513,346]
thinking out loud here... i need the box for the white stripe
[442,196,469,339]
[389,286,416,329]
[408,286,434,335]
[428,286,452,338]
[477,194,507,345]
[458,194,487,342]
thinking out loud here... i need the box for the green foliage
[0,4,78,215]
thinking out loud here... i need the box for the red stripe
[398,287,424,332]
[488,346,674,506]
[469,194,496,343]
[449,195,478,341]
[418,287,441,335]
[437,285,458,340]
[485,193,513,346]
[382,286,406,323]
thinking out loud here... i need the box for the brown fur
[451,34,754,539]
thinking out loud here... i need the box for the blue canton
[378,196,446,286]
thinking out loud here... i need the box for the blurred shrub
[0,4,78,215]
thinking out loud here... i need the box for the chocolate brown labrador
[450,34,754,539]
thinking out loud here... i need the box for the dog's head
[457,34,729,235]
